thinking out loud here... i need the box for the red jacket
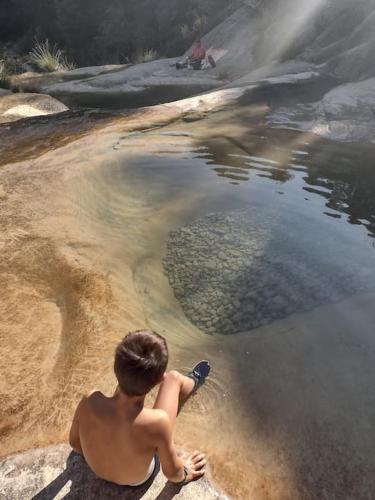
[192,45,206,60]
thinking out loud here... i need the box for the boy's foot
[187,361,210,391]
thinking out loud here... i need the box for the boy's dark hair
[114,330,168,396]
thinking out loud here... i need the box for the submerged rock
[163,211,375,335]
[0,93,68,123]
[0,445,226,500]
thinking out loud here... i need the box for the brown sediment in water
[1,105,375,500]
[0,237,114,449]
[0,111,115,167]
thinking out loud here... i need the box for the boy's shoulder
[139,408,171,437]
[75,390,106,415]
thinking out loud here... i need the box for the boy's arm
[69,397,84,455]
[154,411,206,484]
[155,412,185,482]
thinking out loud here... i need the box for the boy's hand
[186,451,206,482]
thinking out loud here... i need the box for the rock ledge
[0,444,227,500]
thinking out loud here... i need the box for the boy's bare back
[70,390,168,485]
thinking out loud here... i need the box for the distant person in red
[176,39,207,70]
[191,40,206,63]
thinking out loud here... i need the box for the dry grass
[29,39,75,73]
[134,48,159,64]
[0,59,7,86]
[0,57,14,88]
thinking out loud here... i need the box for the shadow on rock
[32,452,181,500]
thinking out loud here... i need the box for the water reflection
[196,129,375,238]
[97,121,375,337]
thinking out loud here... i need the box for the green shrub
[29,39,75,72]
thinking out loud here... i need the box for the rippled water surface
[76,109,375,499]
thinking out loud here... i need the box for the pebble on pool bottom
[163,211,374,335]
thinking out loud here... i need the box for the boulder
[319,78,375,120]
[0,445,226,500]
[268,78,375,142]
[0,93,68,123]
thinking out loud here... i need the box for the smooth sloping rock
[329,36,375,82]
[43,58,223,109]
[257,70,321,86]
[9,65,128,93]
[269,78,375,142]
[202,0,375,84]
[199,6,259,79]
[234,61,319,85]
[165,86,245,113]
[297,1,375,82]
[0,445,227,500]
[319,78,375,119]
[0,93,68,123]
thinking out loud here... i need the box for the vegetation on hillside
[0,0,241,69]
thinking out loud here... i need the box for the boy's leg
[153,371,194,427]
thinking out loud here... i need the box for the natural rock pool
[141,110,375,336]
[74,109,375,498]
[2,104,375,499]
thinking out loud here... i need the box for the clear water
[75,108,375,498]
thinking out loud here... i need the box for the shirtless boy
[69,330,211,486]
